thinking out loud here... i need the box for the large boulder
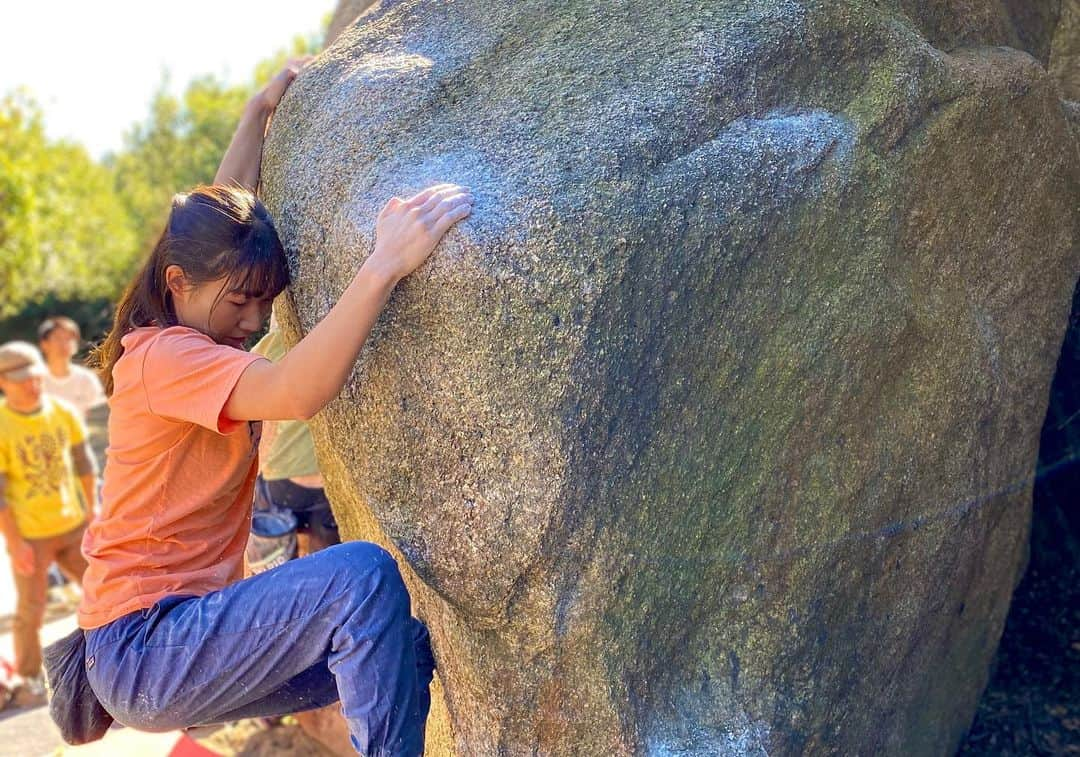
[1052,0,1080,99]
[262,1,1080,754]
[898,0,1063,66]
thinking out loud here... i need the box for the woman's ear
[164,265,188,302]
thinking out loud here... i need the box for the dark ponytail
[93,185,290,394]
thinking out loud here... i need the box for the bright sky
[0,1,336,159]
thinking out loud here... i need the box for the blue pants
[84,542,434,756]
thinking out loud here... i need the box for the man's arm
[258,417,280,463]
[0,475,33,576]
[79,474,97,517]
[70,442,98,516]
[214,58,311,192]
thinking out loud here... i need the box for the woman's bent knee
[331,541,397,578]
[327,541,409,611]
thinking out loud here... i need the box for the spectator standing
[251,316,341,554]
[0,342,96,691]
[38,317,106,422]
[247,316,348,752]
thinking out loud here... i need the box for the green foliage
[108,76,250,256]
[253,30,325,84]
[0,93,138,319]
[0,30,322,332]
[0,294,115,348]
[109,31,321,257]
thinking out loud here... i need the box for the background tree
[110,33,321,258]
[0,93,137,320]
[0,30,322,342]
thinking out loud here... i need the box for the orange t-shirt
[78,326,266,629]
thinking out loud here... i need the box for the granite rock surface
[263,2,1080,753]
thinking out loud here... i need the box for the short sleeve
[142,328,265,434]
[80,367,107,410]
[59,401,88,446]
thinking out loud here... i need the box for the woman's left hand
[256,57,314,112]
[215,56,313,188]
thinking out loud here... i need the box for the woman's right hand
[225,184,472,423]
[368,184,473,283]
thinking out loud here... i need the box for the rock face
[898,0,1063,65]
[262,2,1080,754]
[1052,0,1080,99]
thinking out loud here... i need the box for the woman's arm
[224,183,473,422]
[215,58,311,192]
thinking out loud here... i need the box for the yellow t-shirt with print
[0,396,88,538]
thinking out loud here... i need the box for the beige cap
[0,341,47,381]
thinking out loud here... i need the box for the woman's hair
[94,185,290,394]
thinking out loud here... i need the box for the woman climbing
[46,59,471,757]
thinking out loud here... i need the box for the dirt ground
[959,558,1080,755]
[193,718,335,756]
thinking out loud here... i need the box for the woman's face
[170,271,273,349]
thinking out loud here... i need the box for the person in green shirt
[250,317,340,555]
[247,318,350,752]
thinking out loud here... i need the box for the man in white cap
[0,341,96,695]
